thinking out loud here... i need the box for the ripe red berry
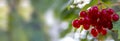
[91,28,98,37]
[112,13,119,21]
[88,6,99,20]
[101,27,107,35]
[101,19,108,28]
[80,11,87,17]
[95,26,102,33]
[88,8,93,18]
[107,8,114,15]
[101,9,107,18]
[92,6,99,13]
[84,16,90,24]
[72,19,80,28]
[88,8,93,14]
[107,14,112,21]
[96,12,101,18]
[79,18,84,25]
[90,19,97,26]
[107,21,113,30]
[83,24,90,30]
[97,19,103,26]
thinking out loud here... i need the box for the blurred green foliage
[0,0,119,41]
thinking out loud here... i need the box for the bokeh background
[0,0,120,41]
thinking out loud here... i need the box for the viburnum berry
[107,21,113,30]
[112,13,119,21]
[79,18,84,25]
[92,6,99,13]
[84,16,90,24]
[106,14,112,21]
[107,8,114,15]
[96,26,102,33]
[101,27,107,35]
[90,19,97,26]
[101,9,107,18]
[83,24,90,30]
[72,19,80,28]
[96,12,101,18]
[79,11,87,17]
[91,28,98,37]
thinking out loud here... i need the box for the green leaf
[119,31,120,39]
[54,0,74,20]
[112,20,120,30]
[60,8,80,21]
[53,0,73,13]
[81,0,98,11]
[101,0,112,7]
[101,0,111,4]
[81,39,88,41]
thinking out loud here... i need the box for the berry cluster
[72,6,119,37]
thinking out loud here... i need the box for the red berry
[112,13,119,21]
[101,9,107,18]
[97,19,103,26]
[72,19,80,28]
[90,19,97,26]
[83,24,90,30]
[96,12,101,18]
[79,19,84,25]
[92,6,99,13]
[95,26,102,33]
[88,8,93,18]
[107,21,113,30]
[107,14,112,21]
[88,8,93,15]
[84,16,90,24]
[91,28,98,37]
[101,27,107,35]
[80,11,87,17]
[88,6,99,20]
[101,19,108,28]
[107,8,114,15]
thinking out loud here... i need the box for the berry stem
[98,0,101,5]
[97,0,102,10]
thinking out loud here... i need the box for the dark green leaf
[60,8,80,21]
[112,19,120,31]
[101,0,111,4]
[101,0,112,7]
